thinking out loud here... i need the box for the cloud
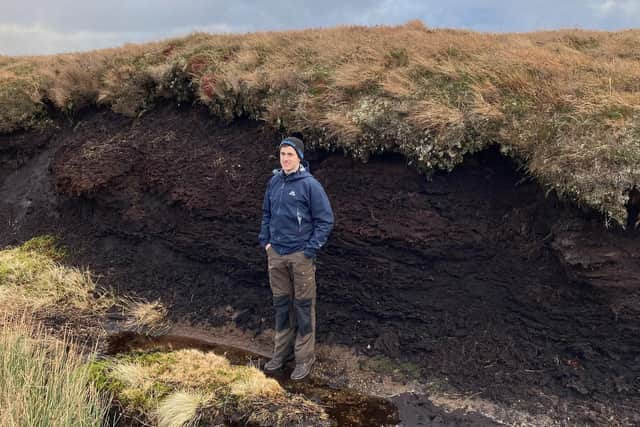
[417,0,640,32]
[0,23,243,56]
[0,24,126,55]
[1,0,640,55]
[594,0,618,13]
[590,0,640,16]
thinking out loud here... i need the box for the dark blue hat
[279,137,304,160]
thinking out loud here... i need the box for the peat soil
[1,104,640,425]
[106,331,402,427]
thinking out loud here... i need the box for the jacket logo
[289,190,296,197]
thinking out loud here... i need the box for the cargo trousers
[267,247,316,364]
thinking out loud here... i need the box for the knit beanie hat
[279,137,304,160]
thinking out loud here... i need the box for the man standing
[259,136,334,380]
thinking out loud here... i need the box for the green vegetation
[0,236,326,426]
[0,318,109,427]
[90,348,330,426]
[360,355,422,380]
[1,22,640,224]
[0,235,114,315]
[0,236,168,334]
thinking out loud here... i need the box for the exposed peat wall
[1,104,639,422]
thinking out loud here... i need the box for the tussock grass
[0,236,169,334]
[156,391,209,427]
[2,23,640,224]
[0,316,109,426]
[91,348,329,426]
[0,236,115,316]
[0,237,176,425]
[119,297,170,335]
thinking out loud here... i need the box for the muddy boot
[290,355,315,380]
[263,353,294,372]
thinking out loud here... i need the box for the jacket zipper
[277,180,285,215]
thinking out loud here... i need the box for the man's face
[280,145,300,174]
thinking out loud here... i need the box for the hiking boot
[290,355,315,381]
[263,353,294,372]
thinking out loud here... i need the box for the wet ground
[107,331,399,426]
[106,330,502,426]
[1,104,640,425]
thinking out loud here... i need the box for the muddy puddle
[106,331,399,427]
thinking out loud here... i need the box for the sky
[1,0,639,56]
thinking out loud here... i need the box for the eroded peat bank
[1,105,639,425]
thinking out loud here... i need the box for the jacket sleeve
[258,180,272,248]
[304,179,334,258]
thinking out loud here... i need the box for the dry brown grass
[2,22,640,224]
[0,236,115,316]
[93,348,329,426]
[0,236,169,333]
[119,297,170,335]
[156,391,209,427]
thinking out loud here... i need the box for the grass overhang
[2,21,640,225]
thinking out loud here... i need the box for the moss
[88,360,124,393]
[360,355,422,380]
[409,65,473,107]
[119,350,176,367]
[20,235,66,260]
[122,382,172,410]
[92,349,328,426]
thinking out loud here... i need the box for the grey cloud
[3,0,639,32]
[1,0,639,55]
[0,24,141,55]
[420,0,640,31]
[0,0,379,33]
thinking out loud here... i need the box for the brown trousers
[267,247,316,363]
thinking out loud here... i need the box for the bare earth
[1,104,639,425]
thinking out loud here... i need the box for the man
[258,136,334,380]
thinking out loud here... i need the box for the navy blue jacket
[259,165,334,258]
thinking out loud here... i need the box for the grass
[119,297,171,335]
[156,391,209,427]
[0,316,109,427]
[360,354,422,381]
[90,348,330,426]
[0,230,323,425]
[0,235,169,334]
[0,235,115,316]
[2,22,640,224]
[0,235,173,422]
[0,237,333,426]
